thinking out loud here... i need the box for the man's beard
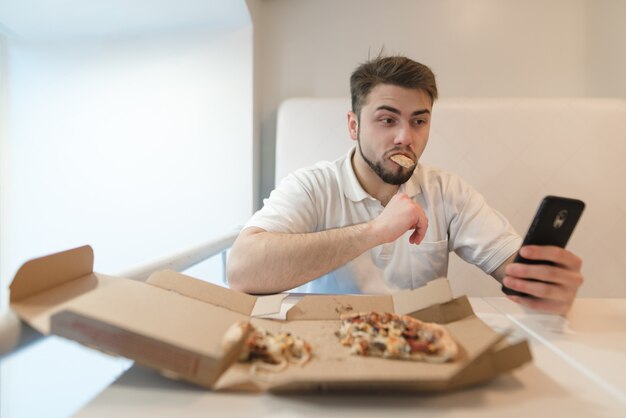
[357,135,416,185]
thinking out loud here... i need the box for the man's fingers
[519,245,583,271]
[409,227,424,244]
[504,246,583,315]
[503,276,574,301]
[409,212,428,244]
[505,262,583,287]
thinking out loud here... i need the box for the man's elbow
[226,227,268,293]
[226,256,253,293]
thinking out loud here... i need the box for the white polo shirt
[245,149,522,294]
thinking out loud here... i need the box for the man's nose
[394,125,413,146]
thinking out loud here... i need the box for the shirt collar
[340,147,422,203]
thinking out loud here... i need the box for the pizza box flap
[390,278,454,315]
[410,295,477,324]
[9,245,94,303]
[47,278,251,389]
[9,245,119,334]
[147,270,286,317]
[445,337,532,391]
[285,278,454,320]
[284,294,393,320]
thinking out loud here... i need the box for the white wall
[584,0,626,97]
[0,34,9,302]
[250,0,626,201]
[1,27,253,296]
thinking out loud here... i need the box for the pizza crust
[390,154,415,168]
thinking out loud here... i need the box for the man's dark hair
[350,55,438,118]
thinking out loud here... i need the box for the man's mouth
[389,153,415,168]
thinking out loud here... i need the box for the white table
[71,298,626,417]
[483,297,626,405]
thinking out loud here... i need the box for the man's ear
[347,111,359,141]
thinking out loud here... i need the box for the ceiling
[0,0,251,42]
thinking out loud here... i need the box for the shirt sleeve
[444,174,522,274]
[244,170,320,234]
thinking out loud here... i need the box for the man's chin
[378,167,415,185]
[383,177,412,186]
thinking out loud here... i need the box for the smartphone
[501,195,585,298]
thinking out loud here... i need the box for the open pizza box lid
[9,246,532,393]
[8,245,282,389]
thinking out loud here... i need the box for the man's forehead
[362,84,432,112]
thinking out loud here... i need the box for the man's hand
[371,193,428,245]
[502,245,583,315]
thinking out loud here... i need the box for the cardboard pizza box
[8,246,532,393]
[152,272,529,393]
[8,245,283,389]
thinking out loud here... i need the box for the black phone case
[501,195,585,298]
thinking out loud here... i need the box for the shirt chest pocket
[408,239,450,288]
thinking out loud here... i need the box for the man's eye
[381,117,395,125]
[413,119,427,126]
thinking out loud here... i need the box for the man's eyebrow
[412,109,431,116]
[375,105,431,116]
[375,105,401,114]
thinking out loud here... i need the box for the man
[227,55,583,315]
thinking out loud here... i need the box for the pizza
[222,321,312,373]
[337,312,458,363]
[390,154,415,168]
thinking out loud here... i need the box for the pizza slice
[337,312,458,363]
[222,321,312,373]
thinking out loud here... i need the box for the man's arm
[227,193,428,294]
[491,253,516,283]
[492,246,583,315]
[228,224,378,294]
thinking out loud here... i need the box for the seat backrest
[275,97,626,297]
[275,98,353,184]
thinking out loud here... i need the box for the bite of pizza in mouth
[389,154,415,168]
